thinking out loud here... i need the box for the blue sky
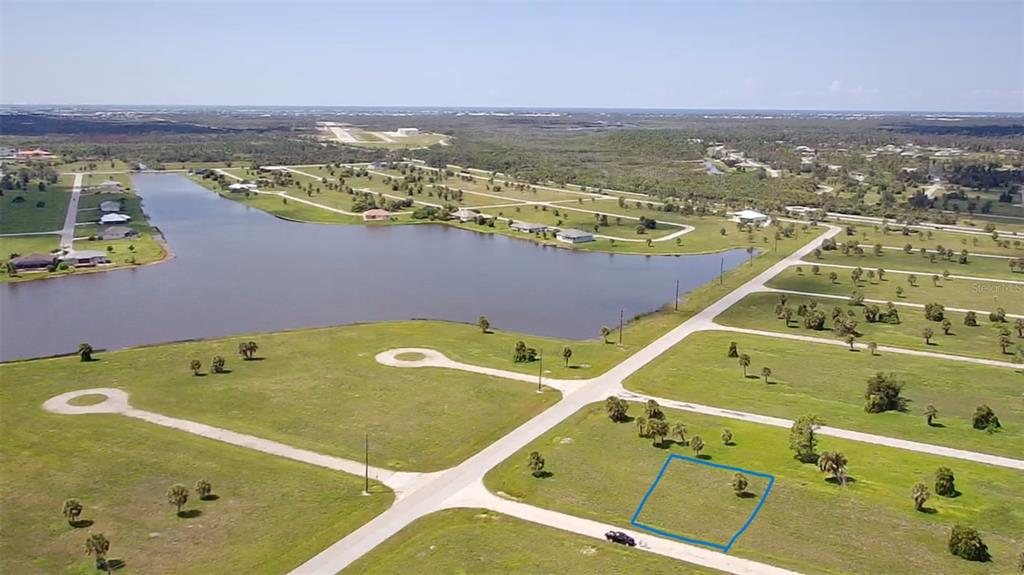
[2,1,1021,112]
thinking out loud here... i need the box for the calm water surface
[0,174,745,361]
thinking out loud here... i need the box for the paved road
[803,261,1024,285]
[59,173,84,248]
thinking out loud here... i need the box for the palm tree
[925,405,939,426]
[941,319,952,335]
[647,419,669,447]
[845,335,857,350]
[478,316,490,333]
[61,498,83,525]
[85,533,111,572]
[189,359,202,376]
[600,326,612,343]
[922,327,933,345]
[77,342,93,362]
[721,429,733,445]
[528,451,545,477]
[690,435,705,457]
[167,483,189,515]
[732,473,748,496]
[761,367,772,383]
[635,416,647,438]
[644,399,664,420]
[604,396,629,422]
[195,480,212,500]
[867,341,878,356]
[818,451,849,485]
[562,346,572,367]
[672,422,687,445]
[739,354,751,377]
[912,482,930,511]
[211,355,226,374]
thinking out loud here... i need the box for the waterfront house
[95,180,123,192]
[99,213,131,225]
[452,208,482,222]
[510,221,548,233]
[227,182,257,192]
[60,250,109,267]
[556,229,595,244]
[98,226,138,240]
[362,208,391,221]
[10,253,56,271]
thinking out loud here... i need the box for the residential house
[99,213,131,225]
[452,208,485,222]
[510,221,548,233]
[362,208,391,222]
[60,250,109,267]
[729,209,771,227]
[556,229,595,244]
[9,253,56,271]
[98,226,137,240]
[95,180,123,193]
[227,182,257,192]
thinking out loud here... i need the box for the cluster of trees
[187,341,261,375]
[727,342,772,383]
[66,479,215,572]
[605,397,732,459]
[513,340,539,363]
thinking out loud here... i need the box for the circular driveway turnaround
[375,348,449,368]
[42,388,130,415]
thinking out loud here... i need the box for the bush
[864,372,906,413]
[924,302,944,322]
[948,525,990,562]
[972,405,1000,430]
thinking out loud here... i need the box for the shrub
[948,525,990,562]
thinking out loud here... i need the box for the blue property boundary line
[630,454,775,553]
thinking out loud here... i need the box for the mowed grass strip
[717,292,1024,362]
[0,394,392,574]
[802,248,1024,281]
[623,331,1022,458]
[485,404,1024,575]
[846,225,1024,257]
[766,265,1024,316]
[343,508,726,575]
[0,322,558,472]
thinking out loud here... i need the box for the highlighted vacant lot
[632,454,773,552]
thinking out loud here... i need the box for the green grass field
[717,292,1024,362]
[0,180,71,233]
[0,377,392,574]
[802,248,1023,281]
[485,404,1024,575]
[0,234,59,259]
[0,322,559,472]
[343,508,724,574]
[623,330,1022,458]
[766,265,1024,315]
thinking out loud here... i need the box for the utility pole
[619,308,624,344]
[363,432,369,495]
[537,349,543,392]
[674,279,680,311]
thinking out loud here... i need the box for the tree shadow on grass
[825,476,857,485]
[192,373,207,378]
[212,369,233,375]
[744,375,760,380]
[940,490,962,499]
[928,422,946,428]
[243,357,266,361]
[696,454,712,460]
[723,441,736,447]
[917,506,938,514]
[105,559,126,571]
[70,519,94,528]
[199,494,219,501]
[532,471,553,479]
[177,509,202,519]
[736,491,758,499]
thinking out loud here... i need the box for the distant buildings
[556,229,595,244]
[396,128,420,136]
[14,149,54,159]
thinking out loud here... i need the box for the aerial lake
[0,174,746,361]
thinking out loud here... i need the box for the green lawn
[84,173,134,191]
[802,248,1024,281]
[485,404,1024,575]
[0,322,559,472]
[0,179,71,233]
[0,377,392,574]
[623,330,1022,458]
[0,234,59,259]
[766,265,1024,315]
[343,508,724,574]
[717,292,1024,362]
